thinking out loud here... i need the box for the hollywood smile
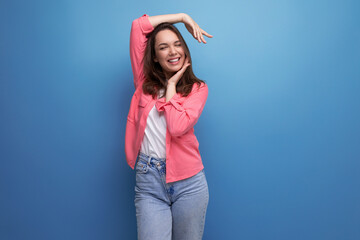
[168,58,180,64]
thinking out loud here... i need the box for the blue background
[1,0,359,239]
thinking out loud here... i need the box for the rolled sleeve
[155,83,208,136]
[138,14,154,34]
[156,93,184,112]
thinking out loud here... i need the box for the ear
[154,57,158,62]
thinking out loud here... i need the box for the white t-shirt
[140,88,167,159]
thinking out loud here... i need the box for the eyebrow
[158,40,181,47]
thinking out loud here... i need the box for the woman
[125,13,213,240]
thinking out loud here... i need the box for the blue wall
[1,0,359,239]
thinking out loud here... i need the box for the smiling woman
[153,30,186,79]
[141,13,213,101]
[125,13,213,240]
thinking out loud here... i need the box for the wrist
[179,13,186,22]
[167,82,177,88]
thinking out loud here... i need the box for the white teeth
[168,58,180,62]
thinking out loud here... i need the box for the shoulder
[190,81,208,94]
[184,82,208,100]
[191,81,207,90]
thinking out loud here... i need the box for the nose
[169,46,177,55]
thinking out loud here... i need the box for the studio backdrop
[1,0,359,239]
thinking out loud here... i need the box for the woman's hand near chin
[182,13,213,43]
[165,56,191,102]
[168,55,191,86]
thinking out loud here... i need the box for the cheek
[159,55,168,64]
[181,53,186,63]
[155,51,165,62]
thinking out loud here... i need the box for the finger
[197,27,202,43]
[176,65,189,77]
[192,24,197,39]
[184,63,191,72]
[202,29,213,38]
[188,23,196,39]
[182,61,191,70]
[193,24,200,43]
[200,29,206,43]
[198,27,202,43]
[200,29,208,43]
[196,25,205,43]
[184,58,191,66]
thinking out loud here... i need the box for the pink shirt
[125,14,209,183]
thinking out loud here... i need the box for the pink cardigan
[125,14,208,183]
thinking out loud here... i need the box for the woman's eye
[159,44,180,50]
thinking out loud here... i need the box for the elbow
[131,19,137,30]
[131,18,140,31]
[168,121,194,137]
[132,18,137,24]
[168,125,188,137]
[167,114,199,136]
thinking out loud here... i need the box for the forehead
[155,29,179,44]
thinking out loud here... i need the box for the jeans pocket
[135,160,148,174]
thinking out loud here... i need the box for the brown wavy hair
[142,22,205,100]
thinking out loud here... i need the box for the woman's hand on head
[182,13,213,44]
[167,56,191,86]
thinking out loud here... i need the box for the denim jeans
[134,152,209,240]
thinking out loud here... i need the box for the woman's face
[154,29,186,80]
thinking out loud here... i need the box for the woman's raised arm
[149,13,213,44]
[148,13,185,29]
[130,13,213,89]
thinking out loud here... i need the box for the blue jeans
[134,152,209,240]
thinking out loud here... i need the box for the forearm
[166,82,177,102]
[155,83,209,136]
[148,13,185,29]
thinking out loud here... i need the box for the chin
[166,66,180,73]
[162,61,185,75]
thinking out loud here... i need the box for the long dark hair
[142,22,205,99]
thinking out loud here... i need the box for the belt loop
[147,155,151,166]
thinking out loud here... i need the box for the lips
[168,57,180,65]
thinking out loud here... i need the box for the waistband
[137,151,166,164]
